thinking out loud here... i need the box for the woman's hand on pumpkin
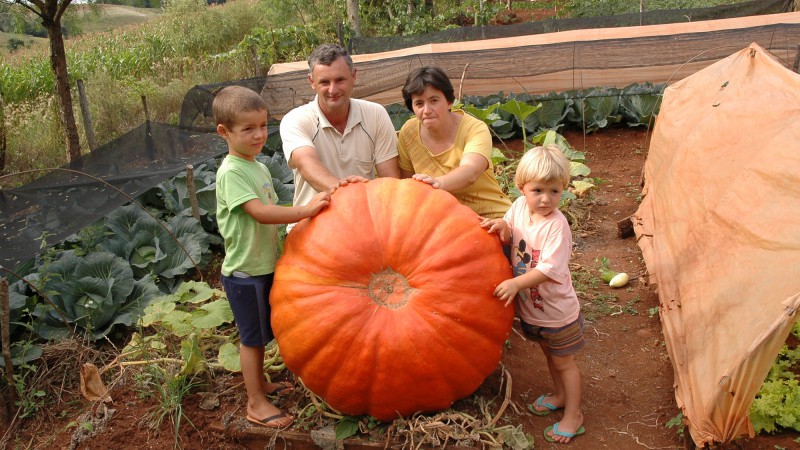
[494,279,520,307]
[411,173,443,190]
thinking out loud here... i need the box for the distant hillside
[74,4,162,34]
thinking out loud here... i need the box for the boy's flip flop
[543,422,586,443]
[528,394,561,416]
[246,411,294,429]
[265,380,294,397]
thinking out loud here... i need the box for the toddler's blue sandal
[528,394,560,416]
[543,422,586,443]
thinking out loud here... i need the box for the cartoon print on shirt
[513,239,544,311]
[262,179,278,204]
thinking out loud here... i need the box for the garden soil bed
[2,127,798,449]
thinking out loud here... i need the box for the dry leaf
[80,363,112,403]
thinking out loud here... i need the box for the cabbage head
[30,250,160,340]
[101,204,212,282]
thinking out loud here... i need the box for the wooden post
[0,95,6,173]
[336,22,344,48]
[458,63,470,102]
[1,277,17,422]
[792,45,800,73]
[186,165,201,222]
[76,80,98,151]
[141,95,150,123]
[617,216,635,239]
[640,0,646,26]
[250,45,261,77]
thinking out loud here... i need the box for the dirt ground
[2,126,798,449]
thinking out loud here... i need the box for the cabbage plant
[255,151,294,205]
[155,161,220,232]
[620,82,663,127]
[100,204,213,283]
[566,87,623,132]
[523,92,573,132]
[29,250,160,340]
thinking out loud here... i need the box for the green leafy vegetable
[566,88,622,132]
[139,282,232,338]
[256,152,294,205]
[751,322,800,433]
[153,161,220,234]
[620,82,663,127]
[29,250,159,340]
[523,92,572,132]
[101,205,212,284]
[335,416,361,440]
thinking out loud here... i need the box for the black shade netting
[0,122,229,272]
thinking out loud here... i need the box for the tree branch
[55,0,72,23]
[12,0,44,21]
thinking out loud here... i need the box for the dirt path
[496,127,798,450]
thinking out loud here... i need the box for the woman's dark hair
[401,66,455,111]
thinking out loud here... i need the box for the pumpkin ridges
[363,306,471,419]
[288,182,383,278]
[291,306,383,401]
[273,294,368,361]
[273,286,377,377]
[408,288,513,347]
[281,287,496,419]
[277,284,511,375]
[317,309,452,418]
[328,290,504,419]
[395,213,503,283]
[365,181,469,277]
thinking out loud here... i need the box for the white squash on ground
[609,272,629,288]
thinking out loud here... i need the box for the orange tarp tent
[633,42,800,446]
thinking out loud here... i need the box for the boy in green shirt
[214,86,330,428]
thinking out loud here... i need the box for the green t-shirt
[216,155,279,277]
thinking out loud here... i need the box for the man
[279,44,400,227]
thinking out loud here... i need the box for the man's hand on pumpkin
[338,175,369,188]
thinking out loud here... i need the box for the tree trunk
[0,97,6,173]
[44,19,81,162]
[346,0,361,37]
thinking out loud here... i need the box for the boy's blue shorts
[221,273,275,347]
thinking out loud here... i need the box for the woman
[398,66,511,219]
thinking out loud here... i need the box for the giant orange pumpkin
[270,178,514,421]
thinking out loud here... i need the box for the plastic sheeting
[633,43,800,446]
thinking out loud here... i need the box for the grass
[141,366,202,449]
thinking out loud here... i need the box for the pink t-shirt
[504,197,580,328]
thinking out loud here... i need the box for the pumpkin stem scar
[368,268,416,309]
